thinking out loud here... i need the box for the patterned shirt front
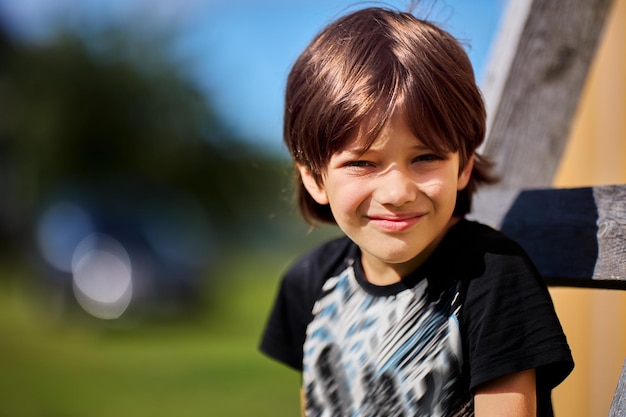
[302,260,473,417]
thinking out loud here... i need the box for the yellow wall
[551,0,626,416]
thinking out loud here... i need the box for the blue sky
[0,0,507,152]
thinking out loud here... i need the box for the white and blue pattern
[303,264,472,417]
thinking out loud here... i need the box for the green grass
[0,251,302,417]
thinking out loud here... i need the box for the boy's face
[299,111,473,284]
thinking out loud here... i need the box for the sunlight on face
[302,111,472,283]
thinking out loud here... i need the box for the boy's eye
[344,160,373,168]
[414,153,443,162]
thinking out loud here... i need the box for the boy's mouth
[366,213,425,232]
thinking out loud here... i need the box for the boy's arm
[474,369,537,417]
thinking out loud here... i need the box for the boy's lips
[366,213,425,232]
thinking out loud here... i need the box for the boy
[260,7,573,417]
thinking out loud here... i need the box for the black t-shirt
[260,219,574,416]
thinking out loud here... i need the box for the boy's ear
[457,154,474,191]
[297,164,329,205]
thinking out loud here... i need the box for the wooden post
[481,0,615,187]
[470,1,624,415]
[472,0,616,227]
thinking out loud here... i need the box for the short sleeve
[259,237,353,370]
[462,247,574,391]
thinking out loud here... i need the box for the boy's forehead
[340,111,430,154]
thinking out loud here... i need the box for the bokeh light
[71,233,133,320]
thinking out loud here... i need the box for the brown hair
[284,7,495,224]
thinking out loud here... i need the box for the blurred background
[0,0,537,415]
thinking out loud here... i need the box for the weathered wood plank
[470,184,626,288]
[592,186,626,283]
[480,0,615,187]
[609,359,626,417]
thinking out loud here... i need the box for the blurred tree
[0,22,296,259]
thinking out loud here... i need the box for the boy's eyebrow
[340,142,432,155]
[339,146,369,156]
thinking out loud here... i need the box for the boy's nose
[373,168,418,207]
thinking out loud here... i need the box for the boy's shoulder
[424,219,532,285]
[278,236,356,317]
[447,219,525,254]
[286,235,355,281]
